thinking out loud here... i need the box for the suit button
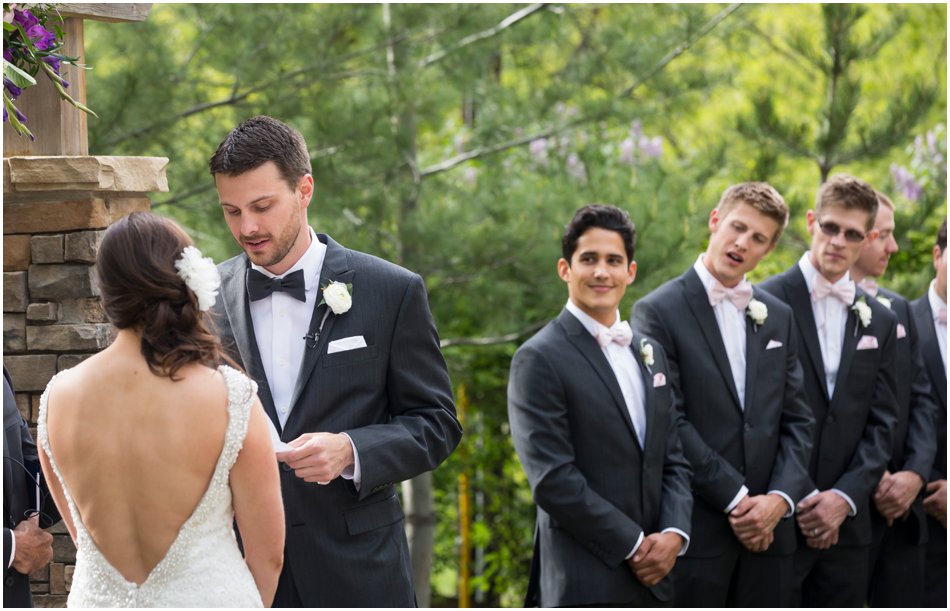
[744,423,752,432]
[281,463,292,472]
[5,577,14,586]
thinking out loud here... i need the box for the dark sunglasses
[816,220,866,244]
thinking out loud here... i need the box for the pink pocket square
[856,335,879,350]
[653,372,666,387]
[766,339,783,350]
[897,323,907,339]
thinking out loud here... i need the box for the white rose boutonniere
[875,295,892,310]
[639,338,655,369]
[320,281,353,315]
[746,298,768,332]
[852,296,872,336]
[174,246,220,311]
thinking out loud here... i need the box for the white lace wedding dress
[38,365,265,607]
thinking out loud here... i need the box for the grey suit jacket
[911,294,947,483]
[632,269,814,557]
[760,265,899,547]
[213,234,462,607]
[507,309,692,607]
[870,288,938,545]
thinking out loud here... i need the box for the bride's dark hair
[97,211,232,379]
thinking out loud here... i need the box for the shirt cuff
[767,490,795,518]
[797,488,820,512]
[340,433,361,490]
[830,488,857,517]
[725,485,749,513]
[7,529,14,569]
[662,528,690,556]
[625,531,645,559]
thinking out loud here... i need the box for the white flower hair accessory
[747,298,768,331]
[174,246,220,312]
[320,281,353,315]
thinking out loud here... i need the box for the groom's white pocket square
[653,372,666,388]
[766,339,783,350]
[856,335,879,350]
[327,335,368,354]
[897,323,907,339]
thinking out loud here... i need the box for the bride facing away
[37,211,284,607]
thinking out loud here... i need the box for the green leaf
[3,59,37,88]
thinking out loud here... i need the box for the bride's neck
[110,327,144,353]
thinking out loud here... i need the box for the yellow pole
[457,384,471,608]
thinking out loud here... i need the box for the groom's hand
[277,433,354,484]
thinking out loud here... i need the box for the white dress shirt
[797,253,856,516]
[250,227,360,485]
[798,253,850,399]
[928,280,947,373]
[564,300,689,558]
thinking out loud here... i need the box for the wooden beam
[57,3,152,23]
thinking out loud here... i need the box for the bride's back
[45,350,230,584]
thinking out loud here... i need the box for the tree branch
[440,319,549,348]
[418,3,549,69]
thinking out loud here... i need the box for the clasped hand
[796,491,850,549]
[276,432,354,484]
[728,494,787,553]
[924,479,947,528]
[12,515,53,575]
[873,470,924,525]
[626,532,683,587]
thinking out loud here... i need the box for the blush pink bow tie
[857,278,878,297]
[938,307,947,325]
[708,279,753,310]
[596,321,633,348]
[812,275,856,305]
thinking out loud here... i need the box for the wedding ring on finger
[811,528,818,536]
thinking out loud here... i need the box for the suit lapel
[558,310,640,445]
[915,298,947,407]
[743,290,763,411]
[287,234,355,413]
[219,257,280,429]
[785,267,830,401]
[682,270,741,409]
[832,295,861,405]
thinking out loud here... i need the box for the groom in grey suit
[632,183,814,607]
[508,204,692,607]
[209,116,462,607]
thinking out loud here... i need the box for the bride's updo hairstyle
[97,211,227,379]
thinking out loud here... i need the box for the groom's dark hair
[209,115,312,190]
[562,204,636,263]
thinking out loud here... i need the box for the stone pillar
[3,155,167,607]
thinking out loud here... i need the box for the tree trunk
[402,473,436,606]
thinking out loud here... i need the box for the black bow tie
[246,268,306,302]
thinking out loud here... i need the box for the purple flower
[14,9,56,50]
[891,163,923,202]
[629,120,643,140]
[3,48,12,63]
[462,167,477,184]
[619,137,636,166]
[566,153,587,182]
[529,138,549,164]
[640,135,664,159]
[4,77,22,99]
[42,55,62,74]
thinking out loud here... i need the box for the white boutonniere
[875,295,892,310]
[746,298,768,332]
[639,338,655,370]
[174,245,220,311]
[320,281,353,315]
[852,296,872,336]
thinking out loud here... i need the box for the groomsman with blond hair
[632,182,814,607]
[911,219,947,608]
[849,190,938,608]
[760,174,899,606]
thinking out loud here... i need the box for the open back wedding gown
[38,365,264,607]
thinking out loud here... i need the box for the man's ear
[557,258,571,283]
[626,260,637,286]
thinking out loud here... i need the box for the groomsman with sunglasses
[848,191,938,608]
[760,174,899,606]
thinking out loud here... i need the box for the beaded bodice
[38,365,264,608]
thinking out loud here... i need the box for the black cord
[4,455,55,526]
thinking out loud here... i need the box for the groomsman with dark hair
[850,191,938,608]
[508,204,693,607]
[632,182,814,607]
[759,174,899,607]
[911,219,947,608]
